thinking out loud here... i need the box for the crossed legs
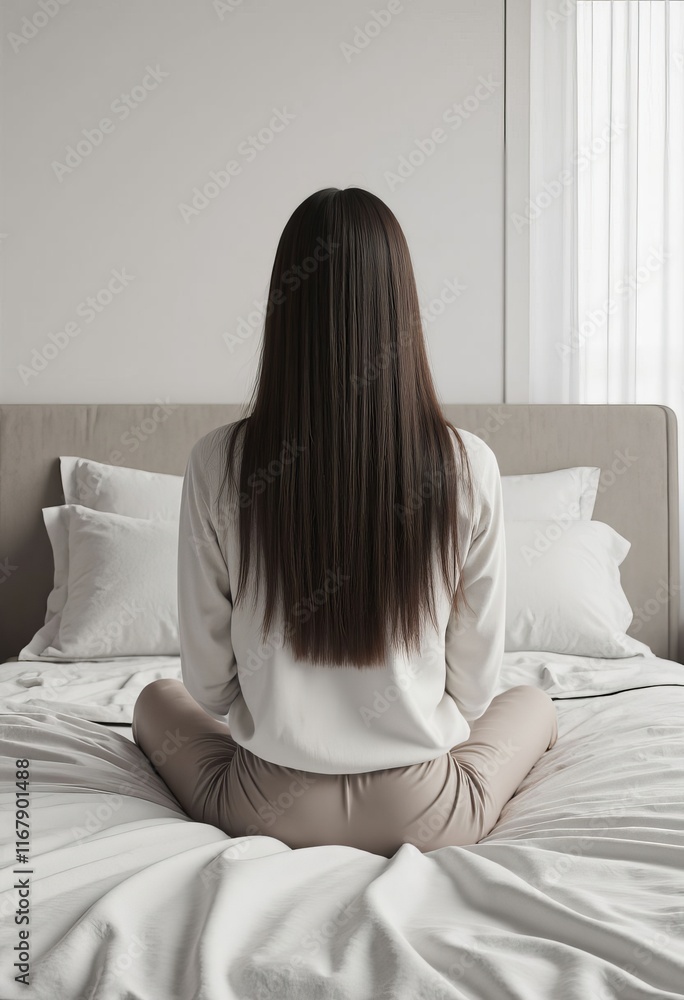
[132,678,237,824]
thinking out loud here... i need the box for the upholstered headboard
[0,403,679,662]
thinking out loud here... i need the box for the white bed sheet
[0,655,181,738]
[1,653,683,999]
[2,649,681,730]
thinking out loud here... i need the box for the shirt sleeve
[178,434,240,721]
[444,438,506,723]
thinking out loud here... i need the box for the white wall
[0,0,504,405]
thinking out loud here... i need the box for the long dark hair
[218,187,473,668]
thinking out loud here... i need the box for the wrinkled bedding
[0,653,683,999]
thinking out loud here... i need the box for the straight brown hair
[218,187,474,667]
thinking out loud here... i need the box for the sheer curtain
[528,0,684,653]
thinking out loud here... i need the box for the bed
[1,402,683,1000]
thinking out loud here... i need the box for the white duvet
[1,653,683,999]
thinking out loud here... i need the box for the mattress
[1,652,683,998]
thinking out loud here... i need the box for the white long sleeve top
[178,423,506,775]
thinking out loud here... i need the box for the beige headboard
[0,403,679,663]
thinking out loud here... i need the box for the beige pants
[132,680,558,857]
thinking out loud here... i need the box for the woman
[132,187,557,857]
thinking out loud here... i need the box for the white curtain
[528,0,684,654]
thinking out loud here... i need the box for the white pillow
[39,458,184,643]
[19,505,179,661]
[60,456,183,520]
[26,458,599,660]
[504,519,653,658]
[501,467,600,521]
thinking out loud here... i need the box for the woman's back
[177,419,505,774]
